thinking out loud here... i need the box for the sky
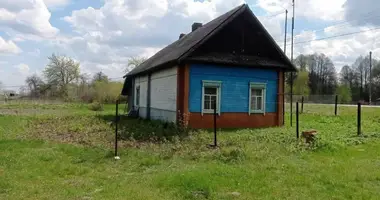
[1,0,380,91]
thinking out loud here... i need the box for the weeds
[2,103,380,199]
[88,102,104,111]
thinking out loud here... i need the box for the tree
[92,81,123,103]
[293,70,310,96]
[126,56,147,72]
[340,65,354,86]
[92,72,109,83]
[295,54,309,71]
[43,54,80,98]
[306,53,337,95]
[25,75,44,97]
[336,85,352,104]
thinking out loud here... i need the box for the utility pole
[369,51,372,105]
[284,10,288,54]
[290,0,295,126]
[283,9,288,125]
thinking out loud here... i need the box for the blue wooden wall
[189,64,278,113]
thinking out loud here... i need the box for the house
[121,4,296,129]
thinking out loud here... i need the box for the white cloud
[63,0,246,47]
[287,25,380,72]
[344,0,380,26]
[0,37,22,54]
[14,63,30,75]
[28,49,41,57]
[59,0,246,78]
[258,0,345,21]
[43,0,70,8]
[0,0,59,39]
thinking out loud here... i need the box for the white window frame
[135,85,140,107]
[249,82,266,115]
[201,80,222,115]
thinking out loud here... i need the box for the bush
[88,102,103,111]
[92,81,123,104]
[119,118,192,142]
[216,147,247,163]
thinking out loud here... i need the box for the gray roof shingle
[125,4,247,77]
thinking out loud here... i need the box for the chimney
[192,22,203,32]
[179,33,186,39]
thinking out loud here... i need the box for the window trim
[135,85,140,107]
[249,82,266,115]
[201,80,222,116]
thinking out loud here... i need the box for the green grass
[1,103,380,199]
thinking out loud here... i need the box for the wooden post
[301,96,304,114]
[114,100,120,159]
[296,101,299,139]
[335,95,338,116]
[358,102,361,136]
[213,102,217,147]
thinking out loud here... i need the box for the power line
[261,11,286,18]
[274,13,380,43]
[271,6,380,43]
[291,26,380,46]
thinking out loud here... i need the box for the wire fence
[285,95,380,142]
[1,94,380,144]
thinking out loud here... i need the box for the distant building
[122,4,296,128]
[0,90,18,101]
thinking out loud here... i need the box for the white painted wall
[150,66,178,123]
[134,75,148,118]
[132,66,178,122]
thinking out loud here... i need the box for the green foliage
[43,54,80,98]
[119,118,191,142]
[216,147,247,163]
[293,70,310,95]
[2,103,380,199]
[92,81,123,103]
[337,85,352,103]
[88,102,104,111]
[92,72,109,83]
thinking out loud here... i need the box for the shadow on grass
[97,114,192,142]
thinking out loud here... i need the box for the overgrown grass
[1,103,380,199]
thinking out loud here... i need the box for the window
[135,86,140,106]
[249,83,266,114]
[202,80,221,115]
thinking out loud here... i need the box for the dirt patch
[24,115,114,147]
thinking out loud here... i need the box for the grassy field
[1,102,380,199]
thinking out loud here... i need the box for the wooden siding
[189,64,278,113]
[277,70,284,126]
[134,75,148,118]
[177,64,190,124]
[149,66,178,123]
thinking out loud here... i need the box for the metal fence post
[296,101,299,139]
[335,95,338,116]
[357,102,361,136]
[301,96,304,114]
[213,102,217,147]
[114,100,120,159]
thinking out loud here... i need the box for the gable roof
[124,4,296,79]
[126,4,247,77]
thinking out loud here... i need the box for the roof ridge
[177,3,247,62]
[125,4,247,77]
